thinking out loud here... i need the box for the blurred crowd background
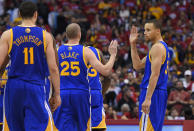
[0,0,194,120]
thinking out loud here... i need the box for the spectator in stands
[117,87,136,112]
[182,70,194,92]
[148,2,163,19]
[167,108,185,120]
[105,79,119,107]
[168,80,191,114]
[48,5,58,32]
[119,5,130,20]
[183,107,194,120]
[119,104,131,120]
[130,105,138,119]
[106,106,117,120]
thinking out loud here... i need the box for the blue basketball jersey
[140,41,169,90]
[88,47,102,90]
[58,44,89,91]
[8,26,47,85]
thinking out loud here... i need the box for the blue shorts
[53,90,90,131]
[139,88,168,131]
[91,90,106,129]
[4,78,56,131]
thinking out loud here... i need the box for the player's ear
[156,28,160,34]
[34,11,38,20]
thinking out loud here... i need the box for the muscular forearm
[131,45,142,70]
[50,69,60,95]
[145,73,159,100]
[102,55,115,76]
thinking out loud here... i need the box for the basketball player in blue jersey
[0,1,61,130]
[130,20,169,131]
[88,47,110,131]
[53,23,117,131]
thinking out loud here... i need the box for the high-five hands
[108,40,118,57]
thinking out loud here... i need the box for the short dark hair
[19,1,37,19]
[145,19,161,30]
[66,23,81,39]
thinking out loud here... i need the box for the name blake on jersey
[13,35,43,46]
[60,52,79,59]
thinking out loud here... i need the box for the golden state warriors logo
[68,46,72,51]
[25,28,31,33]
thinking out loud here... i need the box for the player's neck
[67,39,80,45]
[152,35,163,44]
[20,19,36,27]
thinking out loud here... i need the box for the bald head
[66,23,81,40]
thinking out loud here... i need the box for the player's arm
[142,43,165,114]
[98,49,111,96]
[49,33,59,96]
[0,30,10,71]
[85,40,117,76]
[130,26,146,70]
[0,56,9,78]
[45,31,61,111]
[51,34,59,67]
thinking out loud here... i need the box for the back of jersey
[88,46,102,90]
[58,44,89,92]
[8,26,47,85]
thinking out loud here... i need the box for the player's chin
[144,37,149,42]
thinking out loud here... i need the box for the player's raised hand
[129,25,139,46]
[49,93,61,112]
[108,40,118,57]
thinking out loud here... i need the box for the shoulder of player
[151,42,165,52]
[0,29,11,40]
[84,46,90,53]
[44,31,53,41]
[150,43,165,56]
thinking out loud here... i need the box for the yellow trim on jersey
[140,113,154,131]
[148,51,151,62]
[8,29,13,55]
[45,115,52,131]
[139,113,143,130]
[86,117,91,131]
[0,122,3,125]
[3,116,10,131]
[96,49,101,62]
[83,46,89,68]
[92,114,106,129]
[146,116,154,131]
[43,30,46,53]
